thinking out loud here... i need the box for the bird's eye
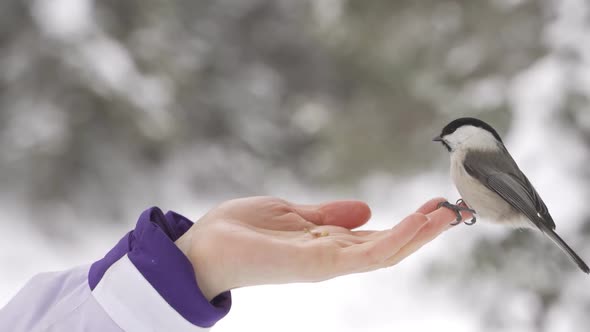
[442,141,452,152]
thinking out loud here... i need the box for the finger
[294,200,371,229]
[427,203,474,227]
[381,205,464,266]
[336,213,429,272]
[415,197,448,215]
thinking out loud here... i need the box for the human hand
[175,196,469,301]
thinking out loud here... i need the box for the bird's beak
[432,136,443,142]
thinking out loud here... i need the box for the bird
[433,117,589,274]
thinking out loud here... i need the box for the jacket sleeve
[0,207,232,332]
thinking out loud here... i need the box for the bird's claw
[437,200,477,226]
[463,217,477,225]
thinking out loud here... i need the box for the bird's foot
[437,199,477,226]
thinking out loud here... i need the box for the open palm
[176,196,465,300]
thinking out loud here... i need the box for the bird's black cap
[439,117,503,143]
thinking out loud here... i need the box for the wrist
[175,228,228,301]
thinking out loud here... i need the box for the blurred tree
[0,0,535,222]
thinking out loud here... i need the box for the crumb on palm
[303,227,329,238]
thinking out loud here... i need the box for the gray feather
[463,147,554,230]
[463,148,589,273]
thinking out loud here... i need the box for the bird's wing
[463,149,590,273]
[463,149,555,230]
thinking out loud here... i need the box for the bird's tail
[540,226,589,274]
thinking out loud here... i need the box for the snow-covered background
[2,1,590,331]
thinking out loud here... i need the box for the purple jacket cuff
[89,207,231,328]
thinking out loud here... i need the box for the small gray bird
[433,117,589,274]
